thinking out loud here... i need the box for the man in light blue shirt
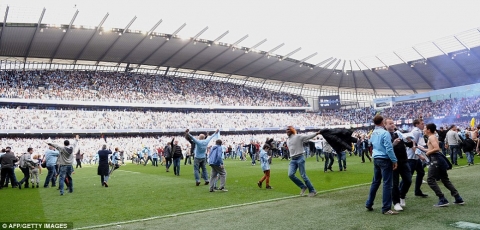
[186,129,219,186]
[43,145,59,188]
[366,115,398,215]
[152,150,159,167]
[143,147,152,166]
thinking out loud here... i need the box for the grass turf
[2,154,478,229]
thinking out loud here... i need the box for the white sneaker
[300,187,307,196]
[400,198,406,207]
[422,180,427,184]
[394,203,403,211]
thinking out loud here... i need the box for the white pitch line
[115,170,140,174]
[451,221,480,229]
[75,182,371,230]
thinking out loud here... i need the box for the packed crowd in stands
[1,98,479,131]
[0,108,356,130]
[0,69,479,132]
[0,70,308,107]
[381,96,480,119]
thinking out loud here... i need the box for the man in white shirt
[404,119,428,198]
[310,137,324,162]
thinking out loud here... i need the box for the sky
[1,0,480,68]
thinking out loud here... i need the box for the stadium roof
[1,7,480,95]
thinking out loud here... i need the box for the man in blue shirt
[208,139,227,192]
[152,149,159,167]
[43,145,59,188]
[365,115,398,215]
[143,147,152,166]
[186,129,219,186]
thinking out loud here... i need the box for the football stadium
[0,1,480,229]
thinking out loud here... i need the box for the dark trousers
[184,155,192,165]
[18,167,30,187]
[152,158,158,167]
[427,155,459,199]
[315,149,323,162]
[250,152,256,165]
[44,165,57,188]
[405,159,425,195]
[0,168,18,188]
[337,151,347,170]
[4,168,18,187]
[438,141,446,156]
[165,158,172,171]
[144,156,153,166]
[361,149,371,162]
[324,152,334,171]
[100,175,108,184]
[173,158,181,175]
[393,161,412,204]
[76,159,82,168]
[449,145,461,165]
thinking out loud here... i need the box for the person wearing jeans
[462,133,476,166]
[173,157,181,176]
[186,129,219,186]
[365,115,398,215]
[43,145,59,188]
[209,139,227,192]
[337,151,347,171]
[286,126,319,197]
[152,151,158,167]
[164,144,172,172]
[48,135,78,195]
[244,140,258,166]
[385,118,413,211]
[58,165,74,194]
[445,125,463,165]
[323,140,334,172]
[310,137,324,162]
[170,139,183,176]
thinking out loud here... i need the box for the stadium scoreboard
[318,95,341,109]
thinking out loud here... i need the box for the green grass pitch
[2,155,479,229]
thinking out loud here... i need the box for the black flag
[319,128,358,154]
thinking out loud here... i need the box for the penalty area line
[75,182,371,230]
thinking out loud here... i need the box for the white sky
[1,0,480,68]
